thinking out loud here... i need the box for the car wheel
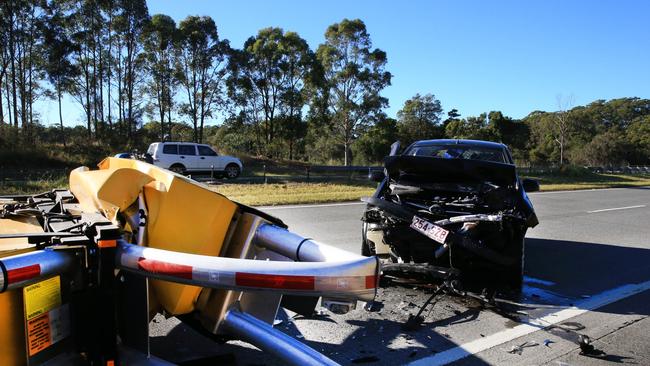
[169,164,186,175]
[225,164,241,179]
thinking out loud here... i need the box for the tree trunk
[58,84,65,147]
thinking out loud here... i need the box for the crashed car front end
[362,142,538,289]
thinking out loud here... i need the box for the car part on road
[0,157,377,365]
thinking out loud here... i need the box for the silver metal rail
[116,240,377,301]
[222,307,339,366]
[254,223,365,262]
[0,249,76,292]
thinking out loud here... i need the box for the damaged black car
[361,139,539,290]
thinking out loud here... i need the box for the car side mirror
[522,178,540,192]
[369,170,385,182]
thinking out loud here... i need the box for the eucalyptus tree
[176,16,229,143]
[229,27,315,157]
[396,93,443,146]
[315,18,391,165]
[113,0,149,140]
[142,14,178,141]
[42,0,77,145]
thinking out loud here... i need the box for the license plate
[410,216,450,244]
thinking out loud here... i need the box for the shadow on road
[148,237,650,365]
[525,238,650,303]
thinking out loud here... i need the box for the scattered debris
[578,334,606,358]
[506,341,539,355]
[364,301,384,312]
[543,339,555,347]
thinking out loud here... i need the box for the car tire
[361,221,374,256]
[225,164,241,179]
[169,164,186,175]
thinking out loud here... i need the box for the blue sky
[39,0,650,126]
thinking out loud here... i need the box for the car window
[197,145,217,156]
[405,145,507,163]
[147,143,157,155]
[162,144,178,155]
[178,145,196,155]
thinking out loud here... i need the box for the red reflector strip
[137,258,193,280]
[235,272,315,290]
[97,239,117,248]
[365,275,377,289]
[7,264,41,284]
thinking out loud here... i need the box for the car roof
[410,139,506,149]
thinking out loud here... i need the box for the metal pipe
[0,248,77,292]
[221,307,339,366]
[116,241,377,301]
[254,223,361,262]
[137,193,147,246]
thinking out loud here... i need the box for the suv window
[197,145,217,156]
[178,145,196,155]
[162,144,178,155]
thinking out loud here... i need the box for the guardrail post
[263,164,267,184]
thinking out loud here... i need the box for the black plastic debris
[506,341,538,355]
[364,301,384,312]
[578,334,606,358]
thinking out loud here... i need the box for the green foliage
[0,3,648,169]
[352,117,397,164]
[397,94,444,146]
[315,18,391,165]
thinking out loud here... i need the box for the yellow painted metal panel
[74,158,238,314]
[0,290,26,366]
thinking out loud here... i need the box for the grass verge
[526,173,650,192]
[210,181,377,206]
[3,173,649,207]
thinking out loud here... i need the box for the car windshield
[404,144,507,163]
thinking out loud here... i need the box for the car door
[197,145,221,170]
[177,144,200,171]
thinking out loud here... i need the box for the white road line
[258,201,365,210]
[587,205,646,213]
[408,279,650,366]
[530,187,625,195]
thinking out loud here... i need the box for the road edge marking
[587,205,646,213]
[408,279,650,366]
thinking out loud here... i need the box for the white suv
[146,142,243,178]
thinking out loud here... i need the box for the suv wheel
[225,164,241,179]
[169,164,186,175]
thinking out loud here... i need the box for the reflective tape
[7,264,41,284]
[116,241,378,301]
[137,257,193,279]
[236,273,315,290]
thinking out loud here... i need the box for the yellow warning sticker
[23,276,62,321]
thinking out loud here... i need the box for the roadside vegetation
[5,170,649,206]
[0,2,648,204]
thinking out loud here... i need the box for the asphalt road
[150,187,650,365]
